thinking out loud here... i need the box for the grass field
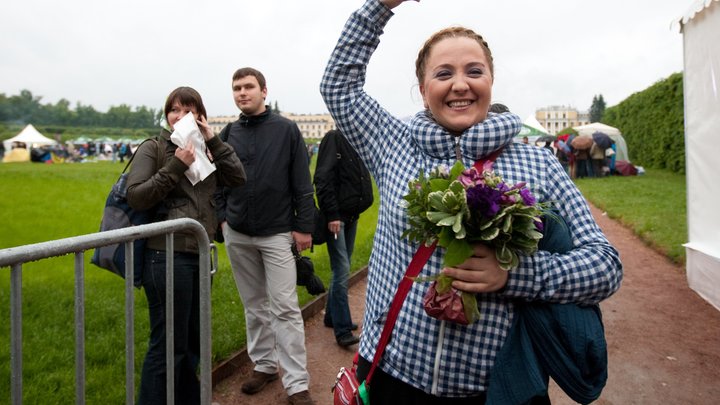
[1,160,685,403]
[0,159,378,404]
[575,169,687,263]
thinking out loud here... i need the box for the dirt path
[212,203,720,404]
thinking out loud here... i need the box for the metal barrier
[0,218,214,405]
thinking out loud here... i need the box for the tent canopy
[523,114,549,134]
[515,124,548,144]
[3,124,57,151]
[573,122,629,162]
[679,0,720,311]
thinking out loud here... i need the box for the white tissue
[169,113,216,185]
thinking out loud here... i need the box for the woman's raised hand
[196,115,214,141]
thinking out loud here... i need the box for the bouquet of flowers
[402,159,549,324]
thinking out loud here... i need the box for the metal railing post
[10,263,22,405]
[0,218,212,405]
[74,252,86,405]
[165,234,175,405]
[124,241,135,405]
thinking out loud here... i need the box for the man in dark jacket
[313,129,373,347]
[215,67,316,405]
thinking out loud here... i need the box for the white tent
[523,114,549,134]
[573,122,629,162]
[679,0,720,311]
[3,124,57,151]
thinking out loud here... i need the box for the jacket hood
[408,110,522,161]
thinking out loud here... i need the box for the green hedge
[603,72,685,173]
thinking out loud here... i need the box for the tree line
[0,89,162,129]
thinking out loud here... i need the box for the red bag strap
[473,147,504,173]
[365,241,437,384]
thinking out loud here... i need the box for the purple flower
[497,182,515,205]
[519,188,536,206]
[534,219,544,232]
[467,184,503,218]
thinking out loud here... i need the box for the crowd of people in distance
[1,140,140,163]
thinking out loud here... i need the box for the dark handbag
[91,137,163,286]
[293,246,326,295]
[332,242,437,405]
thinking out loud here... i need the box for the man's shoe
[288,390,316,405]
[324,319,359,331]
[241,370,278,395]
[336,333,360,347]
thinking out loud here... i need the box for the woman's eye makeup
[468,68,483,76]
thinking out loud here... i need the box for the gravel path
[212,203,720,405]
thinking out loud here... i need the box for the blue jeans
[138,250,200,405]
[324,220,357,338]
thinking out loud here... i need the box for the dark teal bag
[91,138,162,286]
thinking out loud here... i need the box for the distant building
[535,105,590,134]
[207,115,236,135]
[208,112,336,140]
[280,112,336,139]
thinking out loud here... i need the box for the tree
[589,94,606,123]
[44,98,75,126]
[6,89,43,123]
[0,89,161,129]
[132,105,157,128]
[105,104,133,128]
[76,102,102,126]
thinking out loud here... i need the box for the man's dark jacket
[313,130,373,223]
[215,108,315,236]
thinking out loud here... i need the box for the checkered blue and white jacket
[320,0,622,397]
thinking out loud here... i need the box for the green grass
[575,168,687,263]
[0,158,378,404]
[1,161,685,403]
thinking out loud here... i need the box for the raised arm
[320,0,408,173]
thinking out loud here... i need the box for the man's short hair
[232,67,266,89]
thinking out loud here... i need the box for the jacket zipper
[431,320,446,395]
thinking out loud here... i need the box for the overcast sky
[1,0,690,122]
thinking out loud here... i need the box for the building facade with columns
[208,112,336,140]
[535,105,590,134]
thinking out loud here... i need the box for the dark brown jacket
[127,129,245,253]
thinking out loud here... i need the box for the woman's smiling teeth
[448,100,472,109]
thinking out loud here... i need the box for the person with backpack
[313,129,373,347]
[126,86,245,405]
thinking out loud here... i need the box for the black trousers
[356,356,551,405]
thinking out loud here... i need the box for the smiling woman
[320,0,622,403]
[417,28,494,134]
